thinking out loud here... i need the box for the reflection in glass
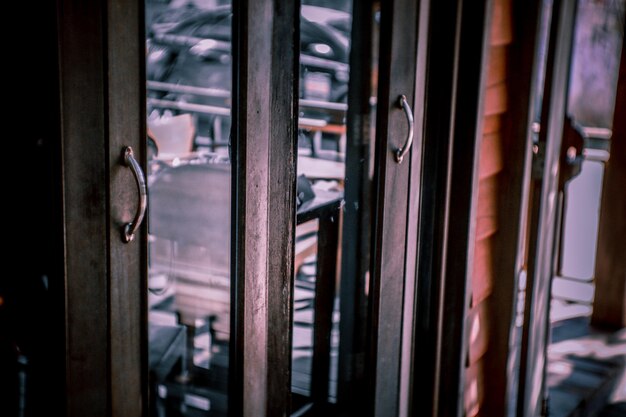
[145,0,355,414]
[146,1,232,416]
[293,0,354,410]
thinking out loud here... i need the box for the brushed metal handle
[394,94,414,164]
[122,146,147,243]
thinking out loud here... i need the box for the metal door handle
[395,94,414,163]
[122,146,147,243]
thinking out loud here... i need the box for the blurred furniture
[148,323,186,417]
[149,161,232,342]
[147,113,195,158]
[297,155,345,185]
[148,159,342,394]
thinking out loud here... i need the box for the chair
[148,160,318,351]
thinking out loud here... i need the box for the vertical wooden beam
[411,1,493,416]
[412,1,461,413]
[231,0,299,416]
[106,0,146,415]
[592,42,626,329]
[57,0,108,415]
[436,1,493,416]
[369,0,419,414]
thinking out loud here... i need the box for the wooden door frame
[58,0,146,415]
[367,0,421,415]
[409,0,494,416]
[481,0,546,415]
[230,0,299,416]
[58,0,300,416]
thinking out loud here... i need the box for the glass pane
[293,0,353,407]
[292,0,380,412]
[146,1,232,415]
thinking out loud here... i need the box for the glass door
[145,1,234,415]
[54,0,448,416]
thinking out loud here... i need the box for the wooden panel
[486,46,508,87]
[370,0,419,414]
[467,298,491,365]
[592,42,626,329]
[483,115,502,134]
[57,1,109,415]
[106,0,145,415]
[478,132,504,179]
[476,176,500,219]
[484,82,508,116]
[490,0,513,46]
[231,1,298,415]
[464,357,486,417]
[411,1,493,416]
[435,1,494,416]
[476,216,498,241]
[472,237,495,306]
[480,0,544,415]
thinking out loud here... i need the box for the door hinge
[532,141,546,179]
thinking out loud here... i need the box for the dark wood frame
[481,0,545,415]
[231,0,300,416]
[57,0,300,416]
[368,0,421,414]
[57,0,146,415]
[410,0,494,416]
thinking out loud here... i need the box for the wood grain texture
[466,0,520,414]
[370,0,419,414]
[472,237,495,306]
[479,0,543,415]
[467,298,491,365]
[57,0,108,415]
[484,82,508,116]
[231,1,298,415]
[490,0,513,46]
[483,115,502,135]
[478,132,505,179]
[486,46,508,87]
[106,0,145,415]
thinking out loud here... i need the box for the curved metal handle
[122,146,147,243]
[394,94,414,163]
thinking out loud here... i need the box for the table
[297,155,345,183]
